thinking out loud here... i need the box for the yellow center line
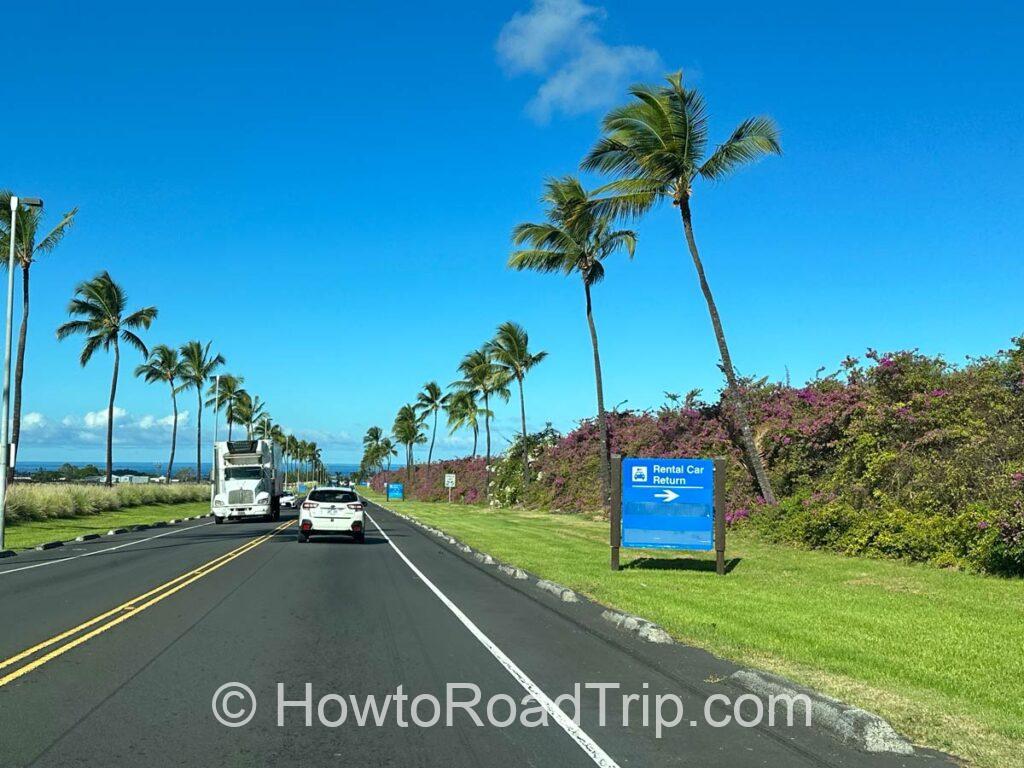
[0,519,294,688]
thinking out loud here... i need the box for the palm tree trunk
[472,426,478,458]
[105,342,120,487]
[679,197,776,504]
[9,265,30,484]
[584,279,611,512]
[483,391,491,500]
[167,383,178,483]
[428,411,437,465]
[517,375,529,487]
[196,390,203,482]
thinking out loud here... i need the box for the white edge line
[0,521,215,576]
[366,510,620,768]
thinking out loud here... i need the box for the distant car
[280,492,297,509]
[298,487,365,543]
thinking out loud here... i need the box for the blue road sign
[621,457,715,551]
[386,482,405,501]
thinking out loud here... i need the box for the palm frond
[698,116,782,181]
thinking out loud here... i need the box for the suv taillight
[348,503,364,511]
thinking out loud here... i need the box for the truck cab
[212,439,282,523]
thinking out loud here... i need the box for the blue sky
[3,0,1023,464]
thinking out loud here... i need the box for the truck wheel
[214,516,224,525]
[355,532,365,544]
[298,533,309,543]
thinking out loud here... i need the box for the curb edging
[729,670,914,754]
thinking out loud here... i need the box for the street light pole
[0,195,43,551]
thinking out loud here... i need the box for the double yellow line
[0,519,294,688]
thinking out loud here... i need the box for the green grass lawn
[3,500,211,551]
[362,488,1023,768]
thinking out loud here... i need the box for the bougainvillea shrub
[370,338,1024,575]
[371,457,488,504]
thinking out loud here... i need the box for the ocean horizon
[15,460,364,477]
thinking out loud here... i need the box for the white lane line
[366,511,620,768]
[0,521,214,577]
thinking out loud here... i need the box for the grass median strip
[361,489,1024,768]
[3,501,211,551]
[0,519,294,688]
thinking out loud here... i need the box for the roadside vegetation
[362,489,1023,768]
[357,71,1024,579]
[3,500,210,551]
[3,482,209,525]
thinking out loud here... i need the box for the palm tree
[446,389,487,458]
[415,381,450,466]
[56,272,157,486]
[0,193,77,481]
[378,437,398,472]
[582,71,781,504]
[233,392,267,439]
[509,175,636,509]
[452,348,510,486]
[393,404,426,487]
[179,340,224,483]
[134,345,186,482]
[206,374,246,440]
[485,322,547,486]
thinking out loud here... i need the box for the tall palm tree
[485,322,547,486]
[233,392,267,439]
[452,348,510,485]
[0,193,77,481]
[134,345,186,482]
[363,426,384,452]
[206,374,246,440]
[446,389,487,458]
[179,340,224,483]
[582,71,781,504]
[393,404,426,487]
[378,437,398,472]
[509,175,636,509]
[415,381,450,466]
[56,272,157,486]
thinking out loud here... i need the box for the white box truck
[211,439,282,523]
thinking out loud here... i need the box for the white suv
[298,487,365,543]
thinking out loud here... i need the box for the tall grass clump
[4,483,208,524]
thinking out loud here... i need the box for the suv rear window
[308,490,359,504]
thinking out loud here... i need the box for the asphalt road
[0,498,956,767]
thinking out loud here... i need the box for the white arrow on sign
[654,489,680,503]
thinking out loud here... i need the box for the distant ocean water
[16,460,363,477]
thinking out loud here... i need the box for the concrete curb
[35,540,64,551]
[75,533,102,542]
[130,524,150,532]
[498,564,528,580]
[600,609,674,644]
[536,579,579,603]
[107,528,129,535]
[150,521,168,528]
[729,670,914,755]
[0,549,16,558]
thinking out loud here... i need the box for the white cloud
[496,0,660,123]
[83,406,127,428]
[22,412,47,430]
[18,407,191,449]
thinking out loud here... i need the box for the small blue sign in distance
[621,458,715,551]
[386,482,404,501]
